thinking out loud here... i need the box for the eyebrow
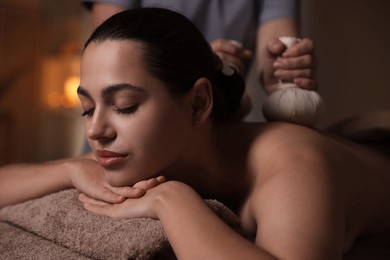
[77,83,146,99]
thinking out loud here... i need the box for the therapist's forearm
[256,18,299,80]
[91,3,126,28]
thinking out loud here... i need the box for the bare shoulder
[248,123,333,175]
[240,122,390,258]
[247,123,341,199]
[242,123,347,258]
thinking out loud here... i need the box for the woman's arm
[0,154,146,208]
[80,181,277,259]
[248,124,346,259]
[154,182,279,260]
[79,126,346,259]
[0,159,73,208]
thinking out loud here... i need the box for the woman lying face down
[1,7,390,260]
[79,40,201,187]
[78,6,246,189]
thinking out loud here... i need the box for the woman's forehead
[80,40,166,95]
[83,40,142,64]
[82,40,146,79]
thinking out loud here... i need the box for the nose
[86,108,116,142]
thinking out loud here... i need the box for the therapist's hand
[211,38,253,75]
[262,38,318,94]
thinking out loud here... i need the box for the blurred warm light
[47,92,61,108]
[41,55,81,109]
[62,76,80,108]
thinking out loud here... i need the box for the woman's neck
[160,121,254,212]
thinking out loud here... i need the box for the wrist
[153,181,201,219]
[61,159,78,189]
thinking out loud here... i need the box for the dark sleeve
[80,0,139,11]
[259,0,299,24]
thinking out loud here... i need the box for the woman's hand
[68,158,154,204]
[78,176,167,219]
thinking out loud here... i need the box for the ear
[189,78,213,125]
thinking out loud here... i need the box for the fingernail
[273,61,282,68]
[135,188,146,195]
[230,40,242,49]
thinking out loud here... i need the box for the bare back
[220,122,390,259]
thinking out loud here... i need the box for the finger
[132,177,163,190]
[156,176,166,183]
[78,193,111,206]
[96,188,128,203]
[108,186,146,198]
[83,203,120,219]
[215,51,245,75]
[229,40,242,48]
[274,68,315,82]
[273,54,317,70]
[294,78,319,91]
[267,38,287,56]
[83,199,148,219]
[133,178,157,189]
[211,39,243,56]
[83,184,131,203]
[241,49,253,60]
[282,38,315,57]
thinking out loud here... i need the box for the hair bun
[212,61,245,121]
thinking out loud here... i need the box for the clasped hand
[262,37,318,93]
[72,161,166,219]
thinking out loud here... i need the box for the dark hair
[84,7,245,122]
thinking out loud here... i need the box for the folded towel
[0,189,240,260]
[0,221,90,260]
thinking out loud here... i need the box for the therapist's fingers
[282,38,315,57]
[273,54,317,70]
[211,38,253,74]
[294,78,319,91]
[267,38,288,56]
[211,39,243,56]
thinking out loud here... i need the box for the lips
[95,150,128,168]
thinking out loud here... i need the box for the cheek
[109,101,193,185]
[137,102,193,160]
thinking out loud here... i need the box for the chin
[103,169,146,187]
[104,171,132,187]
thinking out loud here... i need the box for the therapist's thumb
[267,38,287,56]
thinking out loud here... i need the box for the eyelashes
[81,108,94,117]
[114,105,139,115]
[81,105,139,117]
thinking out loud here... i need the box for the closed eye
[81,108,94,117]
[114,105,139,115]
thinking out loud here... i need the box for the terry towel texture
[0,189,240,260]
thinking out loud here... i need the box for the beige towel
[0,189,240,260]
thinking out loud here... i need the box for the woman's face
[79,40,194,186]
